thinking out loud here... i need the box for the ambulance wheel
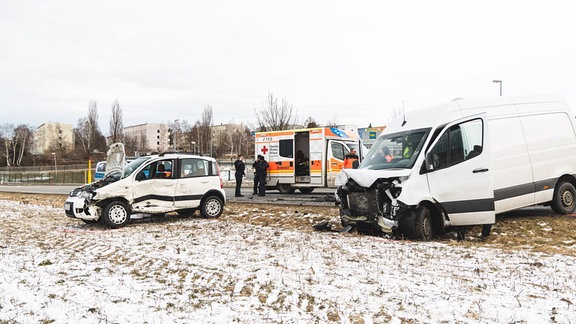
[412,206,433,241]
[102,201,130,228]
[277,184,296,194]
[299,187,314,194]
[551,181,576,214]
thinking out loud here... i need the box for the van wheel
[412,206,433,241]
[277,184,295,194]
[299,187,314,194]
[551,181,576,214]
[200,196,223,218]
[102,201,130,228]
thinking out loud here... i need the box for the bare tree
[304,116,318,128]
[109,99,123,144]
[75,100,106,158]
[324,115,340,127]
[201,106,214,156]
[255,92,298,131]
[0,124,34,166]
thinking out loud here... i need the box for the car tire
[551,181,576,214]
[277,184,296,194]
[102,201,130,228]
[200,196,223,218]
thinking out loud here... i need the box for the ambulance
[255,127,362,193]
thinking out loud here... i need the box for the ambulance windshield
[360,128,430,170]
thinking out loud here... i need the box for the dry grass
[1,192,575,257]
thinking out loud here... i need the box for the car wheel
[277,184,295,194]
[102,201,130,228]
[200,196,223,218]
[412,206,433,241]
[551,181,576,214]
[299,187,314,194]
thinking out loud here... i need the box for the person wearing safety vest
[343,148,359,169]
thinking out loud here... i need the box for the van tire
[200,196,223,218]
[551,181,576,214]
[412,206,433,241]
[102,201,130,228]
[277,184,296,194]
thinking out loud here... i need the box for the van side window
[430,119,483,170]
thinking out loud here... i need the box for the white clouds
[1,1,576,130]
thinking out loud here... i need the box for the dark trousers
[235,173,243,196]
[253,173,259,194]
[257,173,266,196]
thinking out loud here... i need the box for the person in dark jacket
[252,155,262,195]
[234,154,245,197]
[254,155,269,196]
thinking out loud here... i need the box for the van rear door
[425,114,495,226]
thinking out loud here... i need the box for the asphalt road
[0,184,337,206]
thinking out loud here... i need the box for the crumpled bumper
[64,197,99,221]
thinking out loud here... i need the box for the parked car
[65,143,226,228]
[93,161,107,181]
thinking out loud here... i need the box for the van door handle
[473,168,489,173]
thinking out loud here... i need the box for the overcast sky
[1,1,575,133]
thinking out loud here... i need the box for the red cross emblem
[260,146,268,154]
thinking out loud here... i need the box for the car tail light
[215,161,223,188]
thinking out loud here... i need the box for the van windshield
[360,128,430,170]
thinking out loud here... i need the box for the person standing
[234,154,245,197]
[252,155,262,195]
[255,155,269,196]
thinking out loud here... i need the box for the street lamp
[51,152,58,175]
[493,80,502,96]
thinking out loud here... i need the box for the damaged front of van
[335,127,436,239]
[335,101,495,240]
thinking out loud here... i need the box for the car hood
[336,168,412,188]
[105,143,126,178]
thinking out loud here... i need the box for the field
[1,192,576,323]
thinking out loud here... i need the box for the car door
[425,114,495,226]
[173,158,212,210]
[132,159,177,214]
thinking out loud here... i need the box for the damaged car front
[64,145,149,223]
[335,128,431,237]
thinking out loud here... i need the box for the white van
[335,95,576,240]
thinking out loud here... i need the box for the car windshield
[123,156,151,178]
[360,128,430,170]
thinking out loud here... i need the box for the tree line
[0,92,337,167]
